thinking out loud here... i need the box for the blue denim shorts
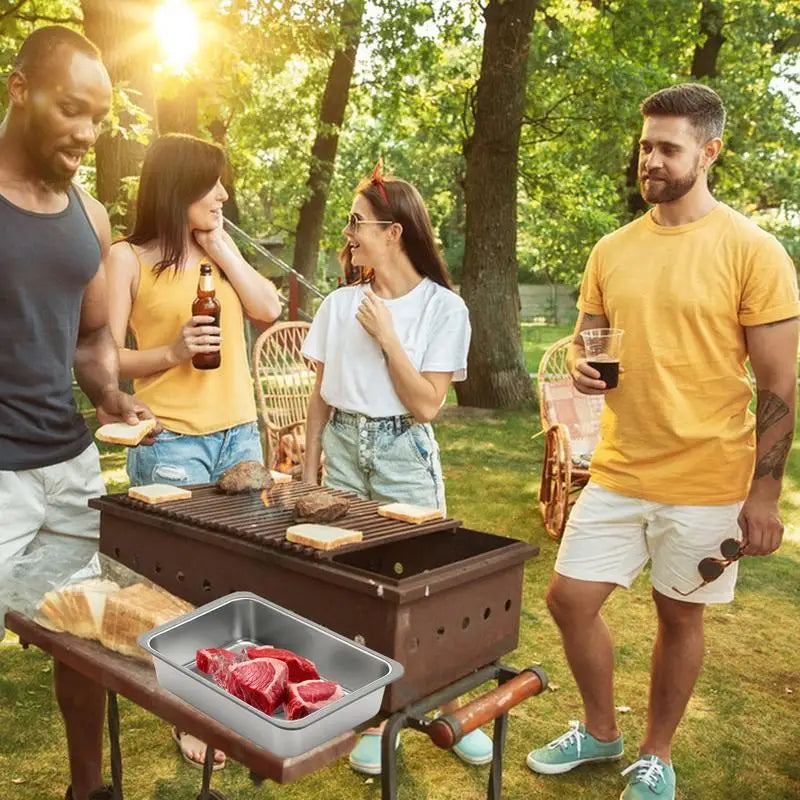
[321,409,445,512]
[126,421,263,486]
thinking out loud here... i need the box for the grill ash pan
[138,592,404,758]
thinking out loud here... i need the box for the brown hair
[640,83,726,141]
[127,134,226,277]
[340,174,453,290]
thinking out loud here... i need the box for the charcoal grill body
[91,484,537,712]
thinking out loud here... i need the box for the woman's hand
[169,316,221,364]
[356,290,396,349]
[194,223,237,271]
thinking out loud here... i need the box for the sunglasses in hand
[673,538,743,597]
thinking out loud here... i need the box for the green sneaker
[526,720,624,775]
[620,755,676,799]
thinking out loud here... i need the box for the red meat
[284,680,344,720]
[245,646,320,683]
[227,657,288,715]
[196,647,240,682]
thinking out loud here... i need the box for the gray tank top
[0,185,101,470]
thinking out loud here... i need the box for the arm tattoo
[756,389,790,437]
[754,432,792,479]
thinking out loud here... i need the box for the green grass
[2,343,799,799]
[521,323,573,374]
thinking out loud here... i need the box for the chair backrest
[538,335,604,458]
[252,321,316,469]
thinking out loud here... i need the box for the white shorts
[0,443,105,566]
[555,482,742,604]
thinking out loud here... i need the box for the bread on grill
[217,461,273,494]
[377,503,444,524]
[270,470,293,485]
[128,484,192,504]
[293,491,350,523]
[95,418,156,446]
[286,523,363,551]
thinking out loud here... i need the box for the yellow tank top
[128,247,257,435]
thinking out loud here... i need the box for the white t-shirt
[302,278,471,417]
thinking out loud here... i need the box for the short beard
[639,158,701,205]
[22,123,75,193]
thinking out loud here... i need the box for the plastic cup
[580,328,624,388]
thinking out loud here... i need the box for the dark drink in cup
[587,357,619,388]
[580,328,624,390]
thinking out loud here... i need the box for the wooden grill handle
[427,666,548,750]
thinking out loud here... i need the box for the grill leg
[486,711,508,800]
[107,690,123,800]
[381,713,408,800]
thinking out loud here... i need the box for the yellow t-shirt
[578,203,799,504]
[129,253,257,435]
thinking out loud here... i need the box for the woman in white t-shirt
[302,165,490,774]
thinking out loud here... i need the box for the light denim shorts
[127,421,263,486]
[321,409,445,512]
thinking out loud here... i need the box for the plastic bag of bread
[0,546,193,662]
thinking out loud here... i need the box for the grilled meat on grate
[217,461,273,494]
[293,491,351,523]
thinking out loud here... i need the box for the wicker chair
[252,322,317,472]
[537,335,605,540]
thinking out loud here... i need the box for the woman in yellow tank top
[106,133,281,488]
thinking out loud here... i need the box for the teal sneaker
[452,727,494,766]
[526,721,624,775]
[348,728,400,776]
[620,755,676,799]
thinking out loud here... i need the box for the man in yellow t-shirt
[526,85,799,800]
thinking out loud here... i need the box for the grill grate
[96,483,460,560]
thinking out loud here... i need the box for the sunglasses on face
[672,538,743,597]
[346,213,393,233]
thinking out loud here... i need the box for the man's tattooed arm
[753,389,793,481]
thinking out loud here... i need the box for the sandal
[171,727,226,771]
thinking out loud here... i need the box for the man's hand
[95,391,162,445]
[737,492,784,556]
[571,359,612,395]
[356,290,396,348]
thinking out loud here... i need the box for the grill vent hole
[176,571,185,582]
[410,637,420,652]
[154,563,162,574]
[114,548,120,559]
[462,617,470,630]
[436,626,446,638]
[483,607,492,620]
[505,598,512,611]
[202,579,212,592]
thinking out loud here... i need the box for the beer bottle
[192,263,221,370]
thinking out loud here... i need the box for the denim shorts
[126,421,263,486]
[321,409,445,512]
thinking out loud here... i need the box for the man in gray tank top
[0,27,157,800]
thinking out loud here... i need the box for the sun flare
[154,0,199,73]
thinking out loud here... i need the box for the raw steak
[293,492,351,523]
[216,461,272,494]
[196,647,239,678]
[284,680,344,720]
[246,646,320,682]
[227,657,288,715]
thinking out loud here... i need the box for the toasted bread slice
[377,503,444,524]
[95,418,156,446]
[286,524,363,551]
[128,484,192,504]
[270,470,293,484]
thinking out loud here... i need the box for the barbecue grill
[90,482,538,713]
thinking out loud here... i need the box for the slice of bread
[128,484,192,504]
[286,523,363,551]
[95,418,157,446]
[377,503,444,524]
[270,470,293,484]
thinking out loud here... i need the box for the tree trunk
[81,0,157,231]
[292,0,365,313]
[623,0,725,215]
[156,81,199,135]
[455,0,537,409]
